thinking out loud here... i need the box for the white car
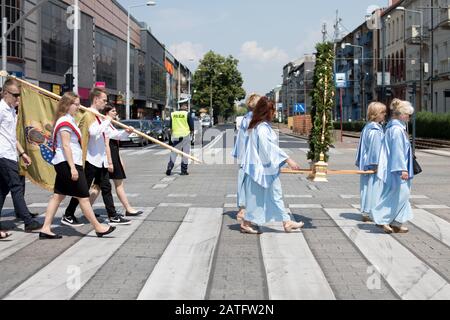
[201,117,212,128]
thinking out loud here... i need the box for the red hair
[248,97,275,130]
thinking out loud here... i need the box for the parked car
[119,120,152,147]
[201,116,212,128]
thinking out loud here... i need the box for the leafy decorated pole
[307,42,335,182]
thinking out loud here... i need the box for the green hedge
[333,113,450,140]
[416,112,450,140]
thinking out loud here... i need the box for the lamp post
[397,7,424,111]
[126,1,156,120]
[342,43,365,119]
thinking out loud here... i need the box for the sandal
[391,225,409,234]
[236,209,245,222]
[240,223,261,235]
[0,231,11,240]
[284,221,305,233]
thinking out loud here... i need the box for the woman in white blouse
[39,92,115,239]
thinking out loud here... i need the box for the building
[0,0,191,119]
[281,55,315,118]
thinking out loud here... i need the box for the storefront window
[41,2,73,74]
[95,30,117,90]
[0,0,24,59]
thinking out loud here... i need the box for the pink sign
[95,82,106,88]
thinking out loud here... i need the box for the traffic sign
[335,73,348,88]
[294,103,305,113]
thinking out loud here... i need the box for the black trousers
[0,158,34,225]
[64,161,117,218]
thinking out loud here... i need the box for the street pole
[419,11,424,112]
[1,17,6,75]
[361,47,365,120]
[73,0,79,94]
[126,10,131,119]
[412,81,417,154]
[188,73,191,112]
[340,88,343,143]
[382,14,388,103]
[304,71,307,116]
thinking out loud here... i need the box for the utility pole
[322,23,328,43]
[73,0,79,94]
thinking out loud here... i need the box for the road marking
[158,203,192,208]
[4,208,154,300]
[161,177,176,183]
[308,185,319,191]
[155,150,171,156]
[168,194,198,198]
[415,205,450,210]
[260,223,335,300]
[340,195,360,199]
[411,209,450,248]
[224,203,236,208]
[152,184,168,190]
[326,208,450,300]
[289,204,323,209]
[410,195,430,199]
[128,148,156,156]
[299,148,342,155]
[285,195,313,199]
[93,202,122,208]
[137,208,223,300]
[28,203,51,208]
[113,193,139,198]
[226,194,237,198]
[352,204,361,210]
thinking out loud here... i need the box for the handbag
[413,155,422,175]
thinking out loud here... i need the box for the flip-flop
[0,231,11,240]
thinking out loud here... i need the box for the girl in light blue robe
[355,102,387,222]
[240,98,304,234]
[371,100,414,233]
[232,110,253,214]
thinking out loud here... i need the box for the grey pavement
[1,124,450,300]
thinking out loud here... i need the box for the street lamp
[342,43,365,120]
[396,6,424,111]
[126,1,156,120]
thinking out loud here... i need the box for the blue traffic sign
[294,103,305,113]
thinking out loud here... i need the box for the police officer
[166,103,194,176]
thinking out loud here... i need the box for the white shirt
[86,109,112,168]
[0,99,18,162]
[106,125,130,141]
[52,114,83,166]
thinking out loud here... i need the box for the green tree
[193,51,246,122]
[307,42,335,163]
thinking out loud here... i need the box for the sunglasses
[7,91,21,98]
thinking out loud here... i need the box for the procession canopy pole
[282,168,376,175]
[11,76,203,163]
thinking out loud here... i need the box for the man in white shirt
[63,87,132,226]
[0,78,42,233]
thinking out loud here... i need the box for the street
[1,126,450,300]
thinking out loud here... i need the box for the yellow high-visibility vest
[171,111,190,138]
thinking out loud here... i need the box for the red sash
[95,116,106,141]
[52,121,82,152]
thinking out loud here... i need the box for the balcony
[405,25,422,45]
[439,6,450,28]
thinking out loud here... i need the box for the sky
[118,0,389,96]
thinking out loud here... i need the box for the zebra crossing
[2,202,450,300]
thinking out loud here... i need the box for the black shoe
[96,225,116,238]
[180,172,189,176]
[125,211,143,217]
[39,232,62,240]
[30,212,40,218]
[24,220,42,233]
[109,215,131,226]
[61,215,84,227]
[166,169,172,176]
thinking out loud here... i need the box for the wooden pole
[282,168,376,175]
[11,76,202,163]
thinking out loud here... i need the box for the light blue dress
[355,122,384,217]
[241,122,291,226]
[370,119,414,225]
[232,111,253,208]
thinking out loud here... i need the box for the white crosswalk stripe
[411,209,450,247]
[4,208,154,300]
[326,208,450,300]
[137,208,223,300]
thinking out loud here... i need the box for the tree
[307,42,335,163]
[193,51,246,122]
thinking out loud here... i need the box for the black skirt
[54,162,90,198]
[109,139,126,180]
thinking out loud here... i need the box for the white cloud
[168,42,206,64]
[239,41,289,63]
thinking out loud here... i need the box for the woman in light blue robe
[240,97,304,234]
[355,102,387,222]
[370,99,415,234]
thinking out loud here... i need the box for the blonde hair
[390,98,414,116]
[367,102,387,122]
[246,93,261,110]
[54,92,80,123]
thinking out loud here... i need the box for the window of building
[1,0,24,60]
[150,62,166,102]
[95,30,117,90]
[130,47,135,94]
[138,51,146,97]
[41,2,73,75]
